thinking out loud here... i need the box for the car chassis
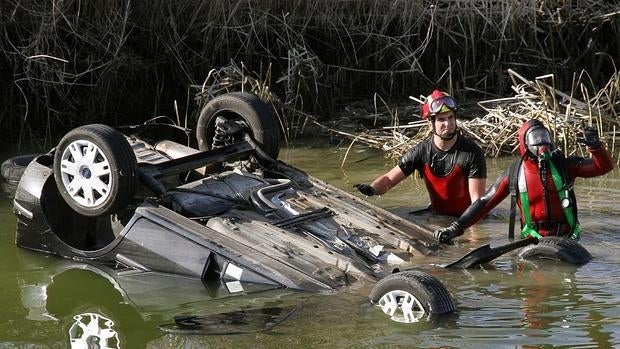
[12,92,460,324]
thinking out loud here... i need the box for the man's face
[430,111,456,140]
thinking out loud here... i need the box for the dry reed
[330,69,620,165]
[1,0,618,149]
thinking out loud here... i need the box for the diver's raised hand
[578,126,601,148]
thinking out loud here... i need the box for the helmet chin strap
[431,118,457,140]
[437,131,457,140]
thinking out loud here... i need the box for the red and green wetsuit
[454,126,614,238]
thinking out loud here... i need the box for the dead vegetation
[1,0,618,149]
[314,69,620,165]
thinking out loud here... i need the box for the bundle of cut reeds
[327,69,620,164]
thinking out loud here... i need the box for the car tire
[369,270,455,323]
[518,236,592,265]
[53,124,137,217]
[196,92,281,159]
[1,154,38,197]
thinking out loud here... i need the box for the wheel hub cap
[80,166,92,179]
[59,140,112,208]
[377,289,426,323]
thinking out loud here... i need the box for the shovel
[442,236,538,269]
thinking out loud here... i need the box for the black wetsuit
[398,135,486,216]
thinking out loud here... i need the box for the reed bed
[330,69,620,165]
[0,0,618,149]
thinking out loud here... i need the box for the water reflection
[15,249,306,348]
[17,254,162,348]
[69,313,120,349]
[2,142,620,348]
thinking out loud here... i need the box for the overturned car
[11,92,472,324]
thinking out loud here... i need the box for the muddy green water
[1,142,620,348]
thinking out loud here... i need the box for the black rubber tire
[369,270,455,319]
[518,236,592,265]
[53,124,137,217]
[196,92,280,159]
[1,154,38,197]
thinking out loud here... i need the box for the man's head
[421,89,458,140]
[518,119,555,158]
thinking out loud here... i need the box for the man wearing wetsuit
[433,119,615,242]
[354,89,487,217]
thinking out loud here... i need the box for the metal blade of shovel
[442,236,538,269]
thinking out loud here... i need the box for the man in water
[433,119,614,242]
[354,89,487,217]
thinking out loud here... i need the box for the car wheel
[518,236,592,265]
[53,124,137,217]
[369,270,455,323]
[1,154,38,198]
[196,92,281,159]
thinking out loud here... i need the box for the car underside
[8,92,593,326]
[11,92,458,323]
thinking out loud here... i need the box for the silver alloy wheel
[59,139,112,208]
[377,289,426,323]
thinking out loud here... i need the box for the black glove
[354,183,376,196]
[578,126,601,148]
[433,222,464,243]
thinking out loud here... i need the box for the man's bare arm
[468,177,486,202]
[370,166,407,195]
